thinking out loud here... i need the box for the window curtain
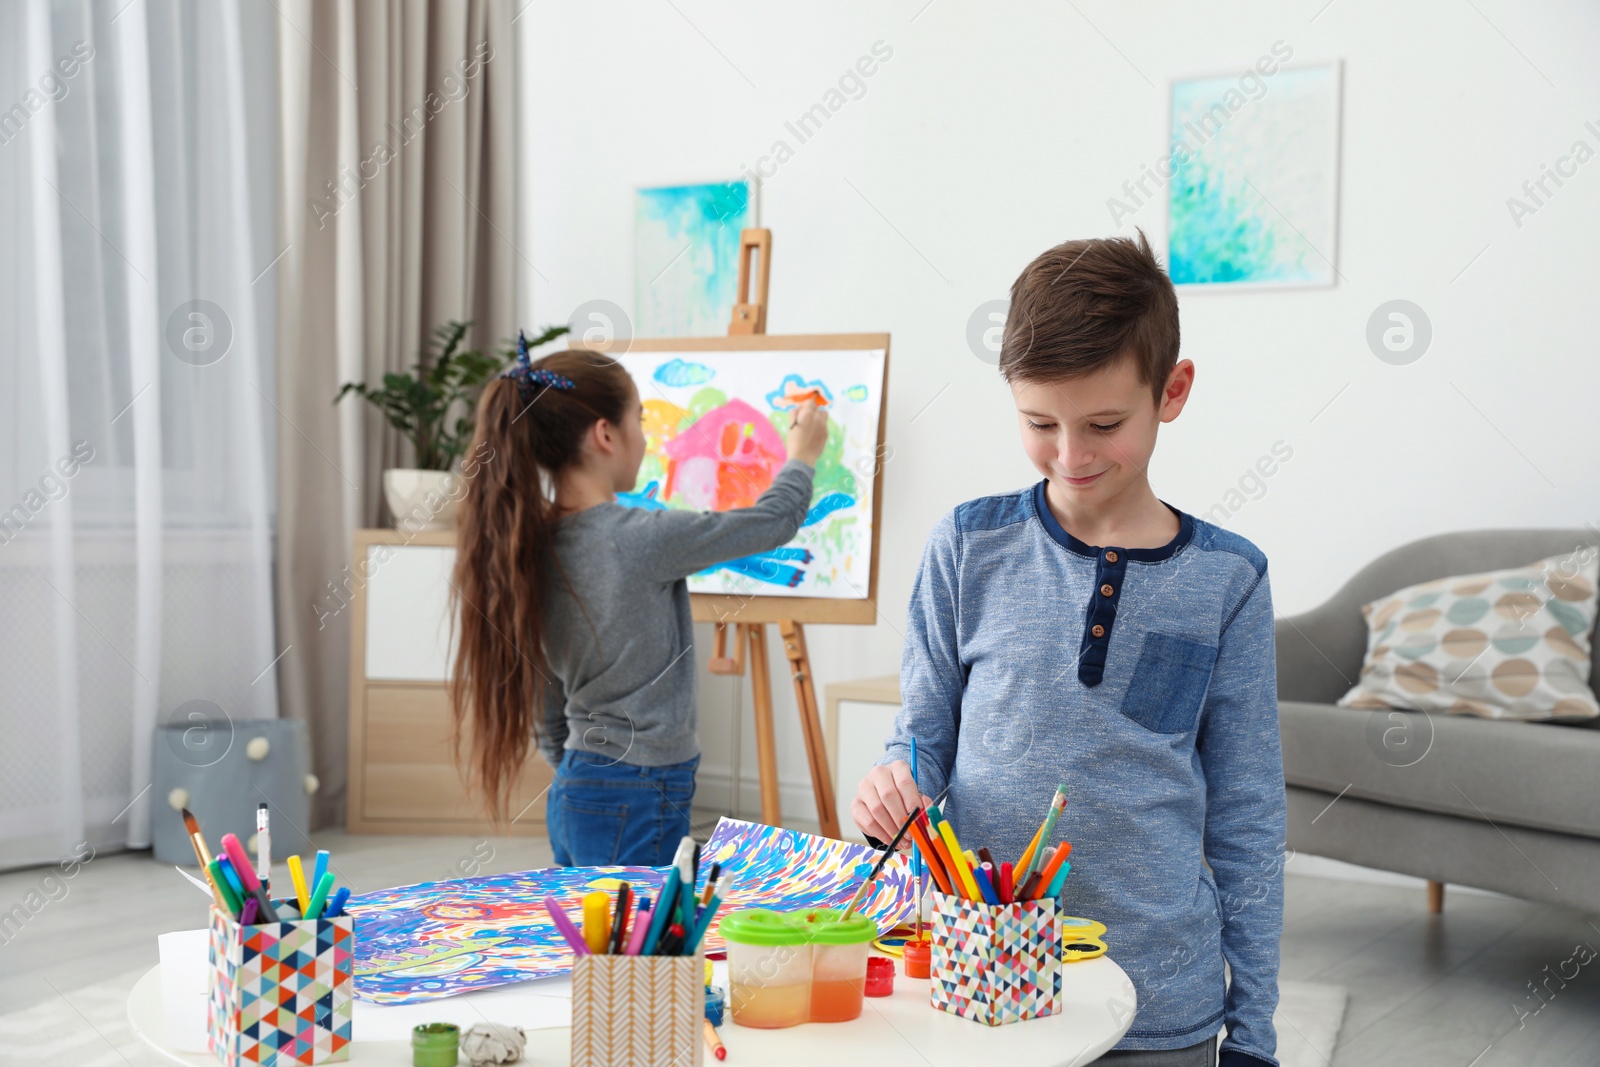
[274,0,516,827]
[0,0,279,868]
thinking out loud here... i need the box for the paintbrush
[181,808,229,912]
[842,785,950,920]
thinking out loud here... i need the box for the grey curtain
[273,0,516,826]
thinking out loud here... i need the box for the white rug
[0,967,167,1066]
[1267,981,1349,1067]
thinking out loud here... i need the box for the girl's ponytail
[448,349,633,824]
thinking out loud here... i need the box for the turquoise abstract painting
[1168,63,1341,288]
[634,181,753,336]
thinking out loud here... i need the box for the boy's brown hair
[999,229,1180,407]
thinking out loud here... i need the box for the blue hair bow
[501,330,576,399]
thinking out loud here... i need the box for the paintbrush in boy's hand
[842,785,949,919]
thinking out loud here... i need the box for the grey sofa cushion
[1280,700,1600,840]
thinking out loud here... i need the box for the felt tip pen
[240,897,258,925]
[207,858,242,915]
[625,903,654,956]
[217,855,246,900]
[973,863,999,905]
[324,887,352,919]
[1045,860,1072,900]
[220,833,278,922]
[543,896,591,956]
[582,892,611,955]
[305,871,337,919]
[642,866,681,956]
[287,854,311,913]
[312,850,329,893]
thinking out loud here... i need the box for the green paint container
[411,1022,460,1067]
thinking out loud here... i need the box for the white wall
[518,1,1600,822]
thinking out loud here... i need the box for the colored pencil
[1014,822,1045,884]
[1032,842,1074,900]
[686,879,731,955]
[1015,785,1069,887]
[255,804,271,892]
[703,1018,726,1061]
[906,820,955,896]
[929,806,981,901]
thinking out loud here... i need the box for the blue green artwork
[1168,63,1341,288]
[635,181,753,336]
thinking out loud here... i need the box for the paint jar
[804,910,878,1022]
[722,910,815,1029]
[704,985,726,1027]
[864,956,895,997]
[903,937,932,979]
[411,1022,460,1067]
[720,908,879,1027]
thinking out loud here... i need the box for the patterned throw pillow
[1337,551,1600,721]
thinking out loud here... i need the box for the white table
[128,953,1136,1065]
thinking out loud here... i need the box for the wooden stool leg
[746,624,783,828]
[1427,880,1444,913]
[779,621,841,839]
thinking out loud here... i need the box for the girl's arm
[629,459,817,583]
[537,673,569,768]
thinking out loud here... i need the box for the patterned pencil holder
[570,948,705,1067]
[207,905,355,1065]
[929,890,1061,1026]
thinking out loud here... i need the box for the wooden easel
[705,228,842,839]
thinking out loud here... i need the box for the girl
[449,341,827,866]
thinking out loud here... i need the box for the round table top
[128,952,1136,1066]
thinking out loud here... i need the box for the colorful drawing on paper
[634,181,753,336]
[1167,63,1341,287]
[345,818,913,1005]
[616,347,886,599]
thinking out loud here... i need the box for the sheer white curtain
[0,0,278,868]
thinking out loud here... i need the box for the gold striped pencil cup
[570,945,706,1067]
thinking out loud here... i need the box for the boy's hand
[853,761,931,847]
[785,400,828,467]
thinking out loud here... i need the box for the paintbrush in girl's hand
[842,785,949,919]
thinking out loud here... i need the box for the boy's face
[1010,353,1194,506]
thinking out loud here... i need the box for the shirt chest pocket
[1119,631,1219,734]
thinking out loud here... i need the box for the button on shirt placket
[1078,547,1126,686]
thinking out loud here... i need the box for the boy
[854,232,1284,1067]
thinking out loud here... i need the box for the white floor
[0,813,1595,1066]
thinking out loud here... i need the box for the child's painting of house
[1167,62,1341,288]
[614,349,887,599]
[634,181,754,336]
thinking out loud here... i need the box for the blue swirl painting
[345,818,913,1004]
[634,181,752,336]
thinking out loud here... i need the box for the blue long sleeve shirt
[880,481,1285,1067]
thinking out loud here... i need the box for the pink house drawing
[662,399,788,511]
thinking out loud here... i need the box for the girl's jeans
[546,749,699,867]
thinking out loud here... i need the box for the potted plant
[336,320,569,530]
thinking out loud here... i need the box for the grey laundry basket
[150,715,316,867]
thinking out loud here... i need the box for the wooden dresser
[346,529,552,834]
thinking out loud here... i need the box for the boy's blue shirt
[881,481,1285,1066]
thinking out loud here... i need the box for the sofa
[1274,526,1600,914]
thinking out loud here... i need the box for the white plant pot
[383,468,461,532]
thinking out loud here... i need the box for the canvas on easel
[574,229,889,838]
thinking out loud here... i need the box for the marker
[240,897,258,925]
[1032,842,1074,900]
[324,887,352,918]
[642,864,682,956]
[973,863,999,905]
[207,858,242,915]
[582,892,612,955]
[216,855,246,901]
[305,871,337,919]
[287,854,311,913]
[609,883,633,956]
[312,850,329,893]
[1045,861,1072,900]
[625,902,654,956]
[677,840,697,932]
[999,861,1015,904]
[220,832,278,922]
[686,877,732,955]
[543,896,591,956]
[255,804,270,893]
